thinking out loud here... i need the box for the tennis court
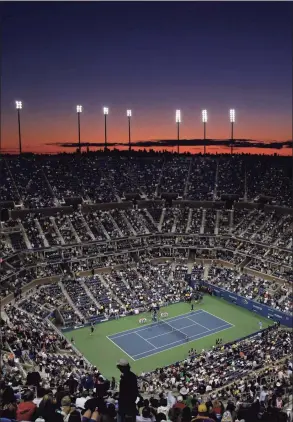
[107,309,233,360]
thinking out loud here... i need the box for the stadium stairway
[80,213,96,241]
[35,218,50,247]
[79,278,101,308]
[66,215,81,243]
[108,212,124,237]
[183,159,193,198]
[58,280,84,320]
[185,208,192,233]
[50,216,65,244]
[20,221,32,249]
[200,209,205,234]
[158,208,166,232]
[120,210,137,236]
[95,214,111,240]
[98,274,124,306]
[142,208,158,231]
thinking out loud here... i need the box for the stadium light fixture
[230,108,235,123]
[202,110,208,154]
[229,109,235,154]
[76,105,82,153]
[127,110,132,151]
[15,100,23,154]
[175,110,181,154]
[202,109,208,123]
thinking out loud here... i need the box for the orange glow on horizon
[2,110,291,156]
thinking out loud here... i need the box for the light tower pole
[103,107,109,151]
[15,101,22,154]
[76,105,82,153]
[230,108,235,154]
[127,109,132,151]
[202,109,208,155]
[175,109,181,154]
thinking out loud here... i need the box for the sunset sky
[0,1,292,154]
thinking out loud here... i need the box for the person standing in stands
[16,390,37,421]
[117,359,138,422]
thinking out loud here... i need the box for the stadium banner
[200,281,293,328]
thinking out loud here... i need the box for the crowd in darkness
[0,152,293,422]
[0,153,292,206]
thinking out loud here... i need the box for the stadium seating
[0,152,292,422]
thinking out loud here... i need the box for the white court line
[106,335,136,362]
[135,331,157,350]
[132,324,233,359]
[109,310,204,339]
[138,322,230,353]
[185,316,210,331]
[200,309,233,327]
[143,321,207,341]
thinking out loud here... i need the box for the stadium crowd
[1,152,293,422]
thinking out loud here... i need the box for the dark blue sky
[1,1,292,153]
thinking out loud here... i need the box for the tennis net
[158,319,189,342]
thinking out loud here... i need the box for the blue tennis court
[107,309,234,360]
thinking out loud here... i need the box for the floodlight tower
[175,110,181,154]
[15,101,22,154]
[202,109,208,155]
[76,105,82,153]
[103,107,109,151]
[230,108,235,154]
[127,109,132,151]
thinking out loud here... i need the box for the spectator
[173,397,186,410]
[16,390,37,421]
[221,411,233,422]
[136,407,155,422]
[191,404,214,422]
[36,394,61,422]
[180,406,191,422]
[117,359,139,422]
[157,398,169,418]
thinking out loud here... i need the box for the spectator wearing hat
[191,404,214,421]
[117,359,138,422]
